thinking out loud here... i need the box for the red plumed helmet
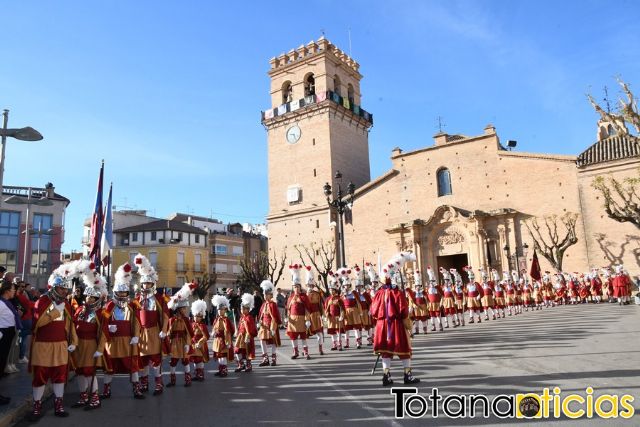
[89,262,95,270]
[123,263,132,273]
[135,257,143,265]
[306,265,311,271]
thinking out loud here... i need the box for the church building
[262,37,640,285]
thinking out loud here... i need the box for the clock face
[286,125,301,144]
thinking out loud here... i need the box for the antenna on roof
[348,27,352,56]
[437,116,446,133]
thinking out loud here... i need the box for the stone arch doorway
[436,253,468,281]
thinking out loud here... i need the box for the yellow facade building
[112,219,208,290]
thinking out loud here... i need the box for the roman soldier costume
[441,269,458,328]
[370,253,419,387]
[257,280,282,367]
[71,263,108,411]
[492,270,506,317]
[304,266,326,354]
[505,271,518,314]
[134,254,169,395]
[234,293,258,372]
[166,283,196,386]
[463,267,482,323]
[189,299,209,381]
[338,267,364,348]
[102,263,144,400]
[590,269,603,303]
[479,268,496,320]
[355,265,373,346]
[408,269,429,334]
[286,265,313,358]
[324,273,346,350]
[426,269,445,331]
[29,263,80,420]
[211,295,235,377]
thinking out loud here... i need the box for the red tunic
[613,275,630,298]
[258,300,282,345]
[234,313,258,359]
[370,285,411,359]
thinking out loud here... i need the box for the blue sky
[2,1,639,252]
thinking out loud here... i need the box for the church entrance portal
[436,254,468,282]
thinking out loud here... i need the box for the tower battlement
[269,36,360,74]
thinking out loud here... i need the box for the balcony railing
[261,90,373,125]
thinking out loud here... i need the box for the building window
[132,232,138,242]
[232,246,243,256]
[31,214,53,274]
[232,264,241,275]
[347,83,354,104]
[214,244,227,255]
[0,212,20,272]
[151,231,157,241]
[194,253,202,272]
[177,232,183,241]
[304,73,315,96]
[282,81,293,104]
[195,234,200,244]
[437,168,452,196]
[149,252,158,268]
[333,75,341,96]
[214,263,228,273]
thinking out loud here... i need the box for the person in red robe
[479,268,496,320]
[210,295,235,377]
[134,254,169,396]
[234,294,258,372]
[286,265,314,359]
[102,263,144,400]
[324,274,346,350]
[590,269,603,303]
[71,265,108,411]
[370,266,419,387]
[257,280,282,367]
[189,300,210,381]
[166,283,196,386]
[29,267,79,420]
[612,265,632,305]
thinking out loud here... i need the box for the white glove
[93,351,103,358]
[67,345,76,352]
[108,324,117,333]
[245,336,251,344]
[184,345,190,353]
[159,331,167,339]
[195,343,201,349]
[129,337,139,345]
[305,320,311,328]
[338,315,344,322]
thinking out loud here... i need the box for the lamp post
[4,188,53,281]
[323,170,356,268]
[503,244,511,271]
[522,243,529,273]
[0,110,44,205]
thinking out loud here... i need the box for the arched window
[333,75,341,96]
[437,168,452,196]
[304,73,315,96]
[347,83,354,103]
[607,124,616,137]
[282,81,293,104]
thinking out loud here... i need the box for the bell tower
[262,37,373,264]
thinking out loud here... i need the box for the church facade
[262,37,640,286]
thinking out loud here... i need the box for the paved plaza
[10,302,640,426]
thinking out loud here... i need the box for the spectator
[0,267,5,281]
[14,280,34,364]
[276,288,286,329]
[251,289,263,318]
[0,280,22,403]
[227,288,241,321]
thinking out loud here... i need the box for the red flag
[88,161,104,265]
[529,250,541,281]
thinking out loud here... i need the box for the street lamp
[323,170,356,268]
[0,110,44,204]
[503,244,511,271]
[4,188,53,281]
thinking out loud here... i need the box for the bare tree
[617,78,640,133]
[294,239,336,293]
[187,272,217,300]
[525,213,579,271]
[592,171,640,229]
[238,248,287,291]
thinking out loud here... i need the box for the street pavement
[11,302,640,426]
